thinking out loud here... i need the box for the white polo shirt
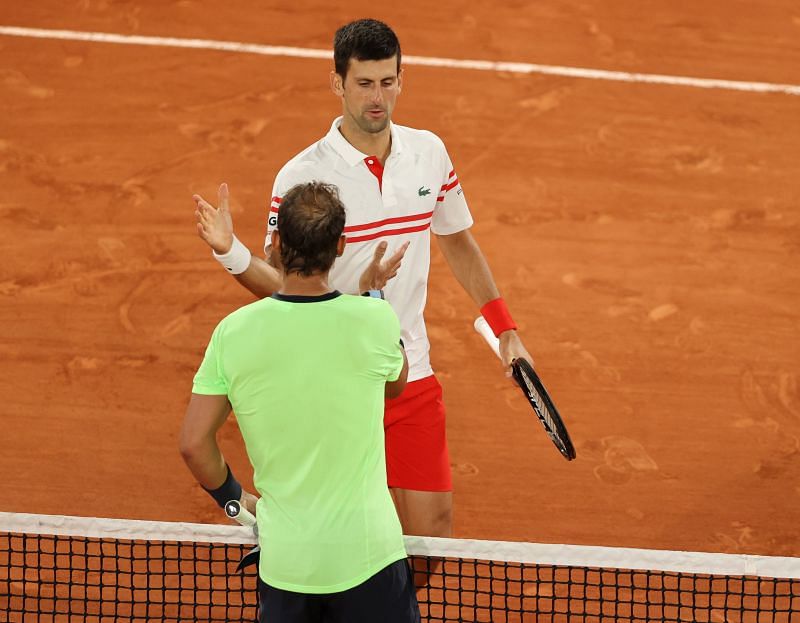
[265,117,473,382]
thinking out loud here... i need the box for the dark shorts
[258,559,420,623]
[384,375,452,492]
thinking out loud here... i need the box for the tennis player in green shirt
[179,181,420,622]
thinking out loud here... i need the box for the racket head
[511,358,576,461]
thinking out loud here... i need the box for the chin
[360,118,390,134]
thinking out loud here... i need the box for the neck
[339,115,391,163]
[278,271,333,297]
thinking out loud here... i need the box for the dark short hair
[334,19,401,79]
[277,182,346,276]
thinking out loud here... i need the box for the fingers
[193,194,217,216]
[371,240,388,265]
[382,240,409,275]
[385,240,410,265]
[195,206,215,230]
[240,489,259,515]
[498,354,514,379]
[218,182,229,213]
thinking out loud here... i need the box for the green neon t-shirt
[192,291,406,593]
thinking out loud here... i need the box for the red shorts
[384,375,452,492]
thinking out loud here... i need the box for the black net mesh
[1,524,798,622]
[410,555,800,622]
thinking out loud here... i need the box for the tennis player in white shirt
[193,18,533,543]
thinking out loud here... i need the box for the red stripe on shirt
[346,222,431,243]
[272,196,282,203]
[440,178,459,192]
[269,206,279,213]
[344,211,434,234]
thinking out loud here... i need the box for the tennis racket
[474,317,576,461]
[225,499,260,571]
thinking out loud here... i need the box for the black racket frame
[511,358,576,461]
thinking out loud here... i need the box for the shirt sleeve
[374,301,405,382]
[431,144,474,236]
[192,324,229,395]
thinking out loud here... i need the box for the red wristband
[480,297,517,337]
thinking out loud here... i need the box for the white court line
[1,25,800,96]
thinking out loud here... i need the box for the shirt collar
[325,116,404,167]
[271,290,342,303]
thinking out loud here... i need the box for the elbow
[178,439,194,463]
[178,430,203,464]
[384,379,407,400]
[384,351,409,399]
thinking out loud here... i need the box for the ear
[271,229,280,251]
[270,229,282,268]
[336,235,347,257]
[397,68,404,94]
[330,71,344,97]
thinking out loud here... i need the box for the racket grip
[224,499,257,528]
[474,316,502,360]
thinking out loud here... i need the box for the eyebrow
[355,76,397,83]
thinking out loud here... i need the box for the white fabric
[212,235,252,275]
[266,118,474,382]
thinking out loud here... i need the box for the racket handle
[224,499,257,528]
[474,316,501,360]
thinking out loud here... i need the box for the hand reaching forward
[194,183,235,255]
[358,240,410,292]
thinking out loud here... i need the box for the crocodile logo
[418,186,431,196]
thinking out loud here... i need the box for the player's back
[201,292,406,593]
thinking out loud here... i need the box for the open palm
[194,183,235,255]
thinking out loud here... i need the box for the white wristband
[212,235,252,275]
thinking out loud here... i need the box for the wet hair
[277,182,346,276]
[334,19,401,79]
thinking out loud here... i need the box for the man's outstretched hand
[358,240,410,292]
[194,183,235,255]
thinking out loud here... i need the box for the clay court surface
[0,2,798,558]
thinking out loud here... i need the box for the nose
[370,84,384,105]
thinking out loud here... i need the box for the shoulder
[337,295,398,322]
[361,297,400,331]
[394,124,447,152]
[214,298,274,335]
[274,139,328,189]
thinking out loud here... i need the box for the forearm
[436,229,501,307]
[178,393,232,490]
[180,435,228,490]
[232,254,283,299]
[438,230,532,364]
